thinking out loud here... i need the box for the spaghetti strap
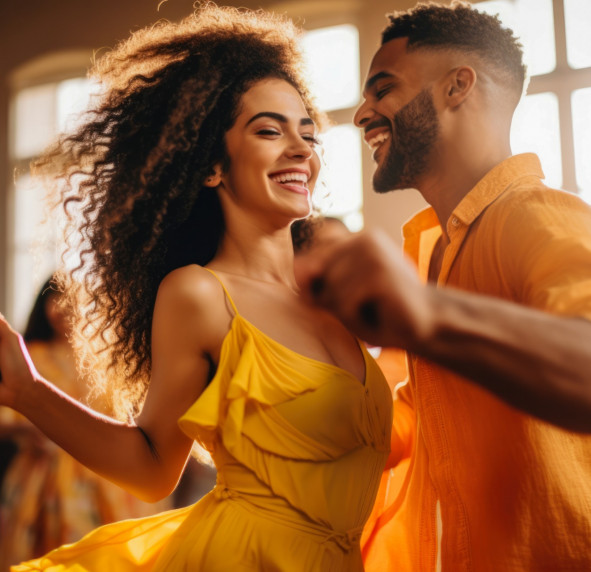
[202,267,240,316]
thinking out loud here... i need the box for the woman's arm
[0,266,228,501]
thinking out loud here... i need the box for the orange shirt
[363,154,591,571]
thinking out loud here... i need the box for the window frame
[524,0,591,192]
[476,0,591,194]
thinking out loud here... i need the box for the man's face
[373,88,439,192]
[354,38,441,192]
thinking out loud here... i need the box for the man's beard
[373,89,439,193]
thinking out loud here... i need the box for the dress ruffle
[179,315,390,461]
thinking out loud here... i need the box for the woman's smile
[268,168,311,195]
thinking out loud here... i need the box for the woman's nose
[287,137,313,159]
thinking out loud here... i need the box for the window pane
[476,0,556,76]
[57,77,96,134]
[511,92,562,188]
[13,83,57,159]
[565,0,591,69]
[572,88,591,202]
[302,24,359,112]
[13,173,48,245]
[314,124,362,219]
[12,173,59,330]
[10,76,96,325]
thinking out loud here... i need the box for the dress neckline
[231,313,369,388]
[202,267,368,387]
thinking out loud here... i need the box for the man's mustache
[363,117,391,136]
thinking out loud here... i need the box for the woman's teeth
[270,172,308,186]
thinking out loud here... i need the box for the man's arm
[298,229,591,433]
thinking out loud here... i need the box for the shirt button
[451,216,460,227]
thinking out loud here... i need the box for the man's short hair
[382,1,527,95]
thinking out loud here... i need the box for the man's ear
[445,66,477,108]
[203,164,223,188]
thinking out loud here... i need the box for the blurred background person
[0,275,172,569]
[291,215,351,256]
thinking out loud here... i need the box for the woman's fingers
[0,313,39,408]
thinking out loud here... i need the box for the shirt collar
[403,153,545,242]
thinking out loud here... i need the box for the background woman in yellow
[0,276,171,569]
[0,4,392,570]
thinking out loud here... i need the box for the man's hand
[296,229,434,350]
[296,229,591,432]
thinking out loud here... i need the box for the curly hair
[382,1,527,96]
[33,3,321,418]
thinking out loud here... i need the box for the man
[298,2,591,570]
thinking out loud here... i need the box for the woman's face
[217,78,321,223]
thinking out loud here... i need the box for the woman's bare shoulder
[158,264,223,302]
[154,265,230,343]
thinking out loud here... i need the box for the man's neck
[419,150,512,236]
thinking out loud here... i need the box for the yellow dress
[14,271,392,571]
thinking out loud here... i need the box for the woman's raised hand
[0,313,39,411]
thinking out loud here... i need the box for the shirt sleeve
[500,187,591,321]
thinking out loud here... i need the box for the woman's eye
[257,129,281,136]
[302,134,321,146]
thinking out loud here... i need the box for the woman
[0,277,170,569]
[0,4,392,570]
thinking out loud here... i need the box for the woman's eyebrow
[245,111,314,127]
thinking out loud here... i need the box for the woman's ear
[446,66,477,108]
[203,164,223,188]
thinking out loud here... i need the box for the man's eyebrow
[364,71,395,93]
[245,112,315,127]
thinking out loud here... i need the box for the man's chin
[372,171,407,193]
[372,154,410,193]
[373,156,423,192]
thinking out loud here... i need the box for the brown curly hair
[382,1,527,97]
[33,3,321,418]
